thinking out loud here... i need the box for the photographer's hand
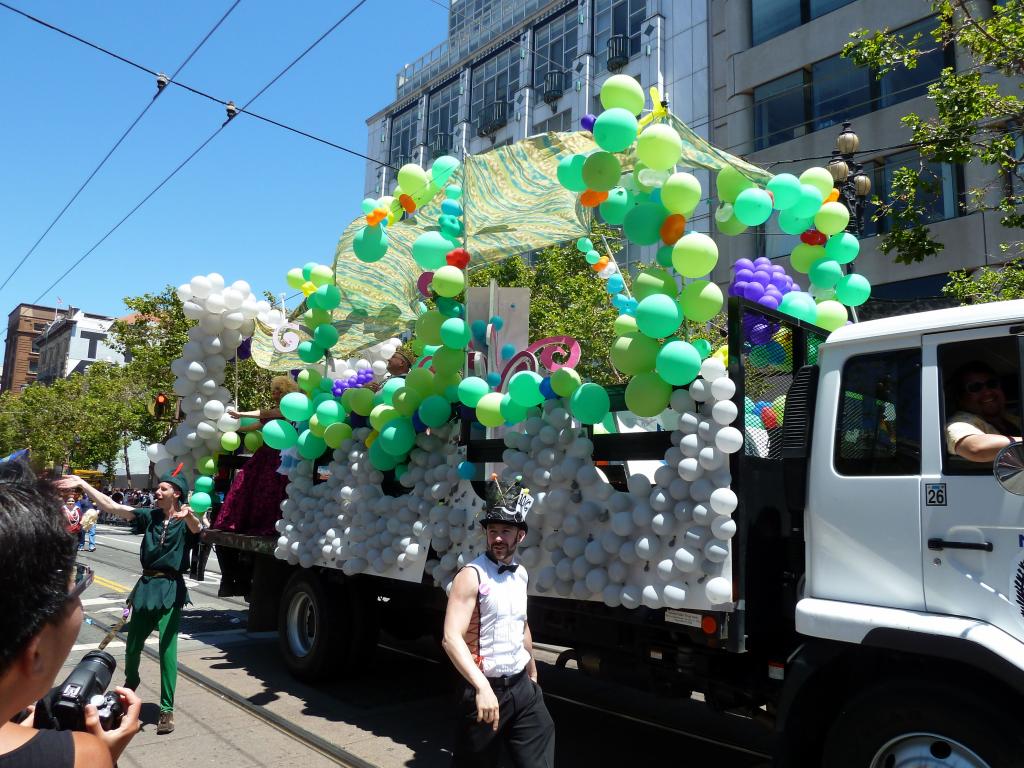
[85,687,141,763]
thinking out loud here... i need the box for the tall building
[364,0,711,274]
[708,0,1013,316]
[1,303,57,393]
[33,309,126,385]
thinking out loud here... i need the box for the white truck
[207,296,1024,767]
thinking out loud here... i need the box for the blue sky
[0,1,447,319]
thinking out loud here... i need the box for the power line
[0,0,242,294]
[26,0,370,310]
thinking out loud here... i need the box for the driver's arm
[954,433,1020,464]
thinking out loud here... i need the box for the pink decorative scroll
[497,336,580,390]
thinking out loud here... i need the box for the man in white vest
[442,480,555,767]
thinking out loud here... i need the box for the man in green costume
[57,470,203,735]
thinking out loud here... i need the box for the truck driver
[946,360,1022,463]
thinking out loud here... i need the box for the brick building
[1,304,57,393]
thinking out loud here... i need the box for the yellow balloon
[365,430,378,447]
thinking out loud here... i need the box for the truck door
[921,326,1024,641]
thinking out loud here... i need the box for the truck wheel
[821,680,1022,768]
[278,571,351,682]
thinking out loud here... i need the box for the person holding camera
[0,466,141,767]
[57,470,202,735]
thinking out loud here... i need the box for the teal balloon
[656,340,702,386]
[353,225,388,262]
[825,232,860,264]
[315,399,345,425]
[576,237,594,252]
[436,297,464,318]
[418,395,452,427]
[623,202,668,245]
[778,291,818,324]
[733,187,774,226]
[778,209,814,235]
[368,440,399,471]
[262,419,298,449]
[582,151,622,192]
[656,245,674,268]
[835,273,872,307]
[599,187,632,225]
[313,284,341,311]
[431,155,460,186]
[557,154,588,192]
[297,430,327,460]
[792,184,824,219]
[312,323,339,349]
[194,476,215,494]
[766,173,802,210]
[189,492,212,515]
[635,293,683,339]
[412,231,452,270]
[280,392,313,421]
[379,418,416,456]
[440,317,472,349]
[569,383,610,425]
[500,394,530,425]
[457,376,490,407]
[508,371,544,407]
[585,249,601,264]
[297,341,324,364]
[808,259,844,290]
[592,108,639,153]
[380,377,405,405]
[360,198,377,215]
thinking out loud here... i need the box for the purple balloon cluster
[729,257,801,311]
[331,368,375,396]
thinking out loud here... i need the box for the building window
[533,109,574,135]
[593,0,646,74]
[389,106,418,168]
[471,46,520,123]
[427,80,460,154]
[28,358,37,374]
[864,150,961,237]
[449,0,547,45]
[878,18,953,108]
[533,9,578,93]
[834,349,921,476]
[753,71,809,150]
[751,0,855,46]
[811,53,872,131]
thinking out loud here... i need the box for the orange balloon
[580,189,609,208]
[825,188,840,203]
[399,194,417,213]
[660,213,687,245]
[593,256,610,271]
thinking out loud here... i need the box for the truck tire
[821,679,1023,768]
[278,570,352,683]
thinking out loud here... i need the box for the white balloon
[203,400,226,421]
[201,335,224,355]
[190,275,211,299]
[222,288,243,310]
[705,576,732,604]
[217,413,240,432]
[208,273,225,290]
[709,487,738,515]
[711,400,738,426]
[710,376,736,402]
[185,361,207,381]
[182,301,204,320]
[199,314,223,334]
[700,358,727,382]
[173,377,196,396]
[714,426,744,454]
[711,515,737,540]
[177,283,194,302]
[222,311,245,330]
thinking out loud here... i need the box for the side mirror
[994,441,1024,495]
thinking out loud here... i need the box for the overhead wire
[0,0,242,294]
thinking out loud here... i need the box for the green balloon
[457,376,490,407]
[440,317,471,349]
[280,392,313,422]
[197,456,217,476]
[353,225,388,262]
[800,166,836,198]
[369,404,400,432]
[778,292,818,324]
[297,430,327,460]
[348,387,375,416]
[304,308,331,328]
[672,232,719,278]
[415,310,445,345]
[379,418,416,456]
[815,300,848,331]
[286,268,305,289]
[309,264,334,287]
[431,345,464,375]
[835,273,871,306]
[312,400,342,428]
[636,124,682,171]
[766,173,801,210]
[432,265,465,298]
[679,280,723,322]
[500,394,530,425]
[792,184,824,219]
[313,284,341,311]
[194,476,215,493]
[392,386,423,416]
[582,151,622,192]
[613,314,638,335]
[323,421,352,449]
[436,297,464,318]
[814,202,850,237]
[297,340,324,364]
[508,371,544,407]
[633,267,677,300]
[368,440,399,471]
[656,245,674,268]
[790,243,825,273]
[692,338,713,359]
[656,340,702,386]
[715,208,749,236]
[189,492,212,515]
[809,258,844,290]
[380,377,405,406]
[418,395,452,427]
[599,187,632,225]
[661,172,702,215]
[625,371,672,417]
[221,431,241,452]
[716,166,755,204]
[569,383,610,425]
[733,187,773,226]
[635,293,683,339]
[623,202,668,245]
[475,392,505,427]
[600,74,645,114]
[611,332,660,374]
[593,108,638,153]
[557,154,588,192]
[551,367,582,397]
[243,431,264,452]
[262,419,298,449]
[412,231,452,270]
[825,232,860,264]
[312,323,339,349]
[778,209,814,235]
[405,367,434,395]
[297,368,321,392]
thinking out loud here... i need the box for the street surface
[66,523,775,767]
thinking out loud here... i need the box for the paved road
[66,524,775,767]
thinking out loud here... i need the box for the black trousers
[453,671,555,768]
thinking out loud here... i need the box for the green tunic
[128,508,192,611]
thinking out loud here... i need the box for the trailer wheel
[821,680,1022,768]
[278,571,351,682]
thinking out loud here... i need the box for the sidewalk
[108,655,341,768]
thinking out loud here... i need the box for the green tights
[123,605,181,713]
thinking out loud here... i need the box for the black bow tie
[498,563,519,574]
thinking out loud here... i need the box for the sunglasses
[60,563,94,601]
[965,378,1001,394]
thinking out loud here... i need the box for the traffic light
[150,392,170,419]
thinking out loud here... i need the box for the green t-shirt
[128,508,191,611]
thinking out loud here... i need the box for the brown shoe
[157,711,174,734]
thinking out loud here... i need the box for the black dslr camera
[33,650,124,731]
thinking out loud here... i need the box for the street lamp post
[827,121,872,322]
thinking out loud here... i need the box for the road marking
[94,574,130,593]
[82,597,124,606]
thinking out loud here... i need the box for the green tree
[843,0,1024,264]
[943,259,1024,303]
